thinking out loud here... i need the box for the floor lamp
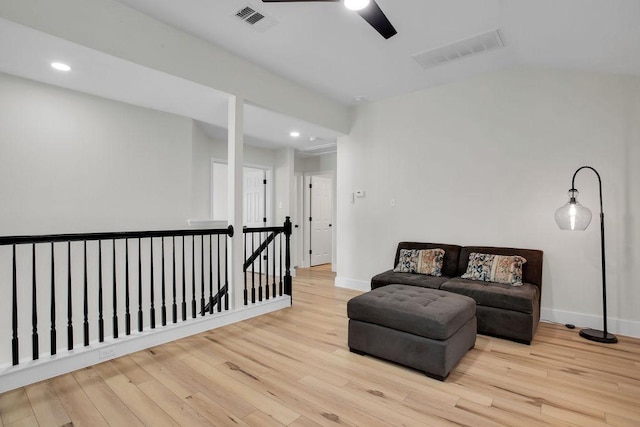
[554,166,617,344]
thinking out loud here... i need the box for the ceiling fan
[261,0,397,39]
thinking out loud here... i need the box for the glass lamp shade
[555,190,592,230]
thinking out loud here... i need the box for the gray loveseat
[371,242,543,344]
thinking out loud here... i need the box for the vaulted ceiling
[114,0,640,104]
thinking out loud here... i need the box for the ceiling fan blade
[261,0,396,40]
[357,1,397,39]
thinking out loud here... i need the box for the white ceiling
[1,0,639,150]
[113,0,640,104]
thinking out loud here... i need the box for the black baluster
[191,236,196,319]
[162,236,167,326]
[279,233,283,296]
[224,234,229,311]
[51,242,56,355]
[12,245,19,365]
[113,240,118,339]
[200,235,205,316]
[265,233,270,301]
[172,236,177,324]
[83,241,89,346]
[125,239,131,336]
[150,238,155,329]
[251,233,256,304]
[208,235,213,315]
[182,237,186,321]
[259,232,263,302]
[218,235,222,312]
[138,238,143,332]
[32,244,39,360]
[243,232,247,306]
[98,240,104,342]
[272,232,277,299]
[67,242,73,350]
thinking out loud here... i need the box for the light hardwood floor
[1,265,639,426]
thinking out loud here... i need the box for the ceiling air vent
[412,29,505,69]
[233,6,276,32]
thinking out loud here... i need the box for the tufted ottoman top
[347,285,476,341]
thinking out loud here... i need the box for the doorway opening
[304,173,333,267]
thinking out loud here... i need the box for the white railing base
[0,296,291,394]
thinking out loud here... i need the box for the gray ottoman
[347,285,476,380]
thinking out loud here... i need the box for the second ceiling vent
[412,29,505,69]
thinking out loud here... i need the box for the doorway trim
[302,170,335,269]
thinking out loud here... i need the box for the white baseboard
[335,276,370,292]
[540,308,640,339]
[0,297,291,394]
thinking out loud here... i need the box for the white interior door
[310,174,332,266]
[243,168,266,228]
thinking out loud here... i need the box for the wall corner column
[227,96,244,309]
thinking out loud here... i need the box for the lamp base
[579,328,618,344]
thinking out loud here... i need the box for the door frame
[303,170,335,269]
[293,173,304,268]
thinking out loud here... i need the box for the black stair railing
[242,217,292,306]
[0,226,232,367]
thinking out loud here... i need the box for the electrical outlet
[99,348,116,360]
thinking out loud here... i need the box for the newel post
[284,216,292,300]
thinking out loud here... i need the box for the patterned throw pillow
[394,248,445,276]
[461,253,527,286]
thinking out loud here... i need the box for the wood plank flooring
[1,264,639,426]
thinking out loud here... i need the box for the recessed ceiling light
[51,62,71,72]
[290,131,300,138]
[345,0,370,11]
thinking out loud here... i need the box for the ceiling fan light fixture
[344,0,370,11]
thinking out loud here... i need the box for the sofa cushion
[460,252,527,286]
[458,246,543,288]
[440,277,539,314]
[347,285,476,340]
[371,270,450,290]
[394,248,445,276]
[394,242,462,277]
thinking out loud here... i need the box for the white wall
[191,122,216,220]
[0,72,192,235]
[336,67,640,337]
[295,153,337,174]
[0,72,198,365]
[275,148,295,224]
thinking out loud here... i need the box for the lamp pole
[569,166,617,343]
